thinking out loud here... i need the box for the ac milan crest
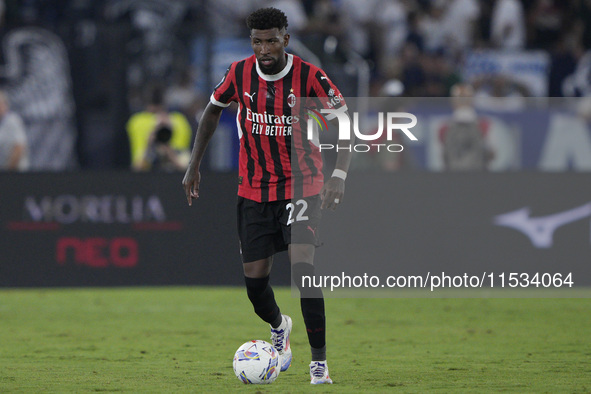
[287,93,296,108]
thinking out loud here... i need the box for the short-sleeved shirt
[211,53,346,202]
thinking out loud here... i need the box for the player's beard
[258,57,279,75]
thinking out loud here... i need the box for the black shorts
[237,195,322,263]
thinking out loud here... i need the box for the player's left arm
[311,70,352,210]
[320,116,352,210]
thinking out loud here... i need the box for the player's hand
[320,177,345,210]
[182,166,201,206]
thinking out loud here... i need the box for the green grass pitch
[1,287,590,392]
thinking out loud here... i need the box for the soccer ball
[233,340,280,384]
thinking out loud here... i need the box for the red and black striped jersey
[210,53,346,202]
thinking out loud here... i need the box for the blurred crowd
[1,0,591,172]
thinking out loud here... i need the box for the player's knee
[289,244,315,264]
[244,275,269,299]
[243,258,272,278]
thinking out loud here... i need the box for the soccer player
[182,7,351,384]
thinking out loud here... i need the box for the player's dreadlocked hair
[246,7,288,31]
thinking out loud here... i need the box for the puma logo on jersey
[320,76,327,80]
[244,92,257,102]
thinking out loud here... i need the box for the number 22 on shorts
[286,199,309,226]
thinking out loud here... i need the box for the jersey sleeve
[210,63,238,108]
[309,69,347,121]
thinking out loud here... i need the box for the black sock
[270,313,283,329]
[244,276,281,326]
[311,345,327,361]
[292,262,326,350]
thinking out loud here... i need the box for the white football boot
[310,360,333,384]
[270,314,292,372]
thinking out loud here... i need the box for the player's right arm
[182,102,224,206]
[183,63,238,206]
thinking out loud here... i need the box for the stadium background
[0,1,590,392]
[0,0,591,287]
[0,0,589,287]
